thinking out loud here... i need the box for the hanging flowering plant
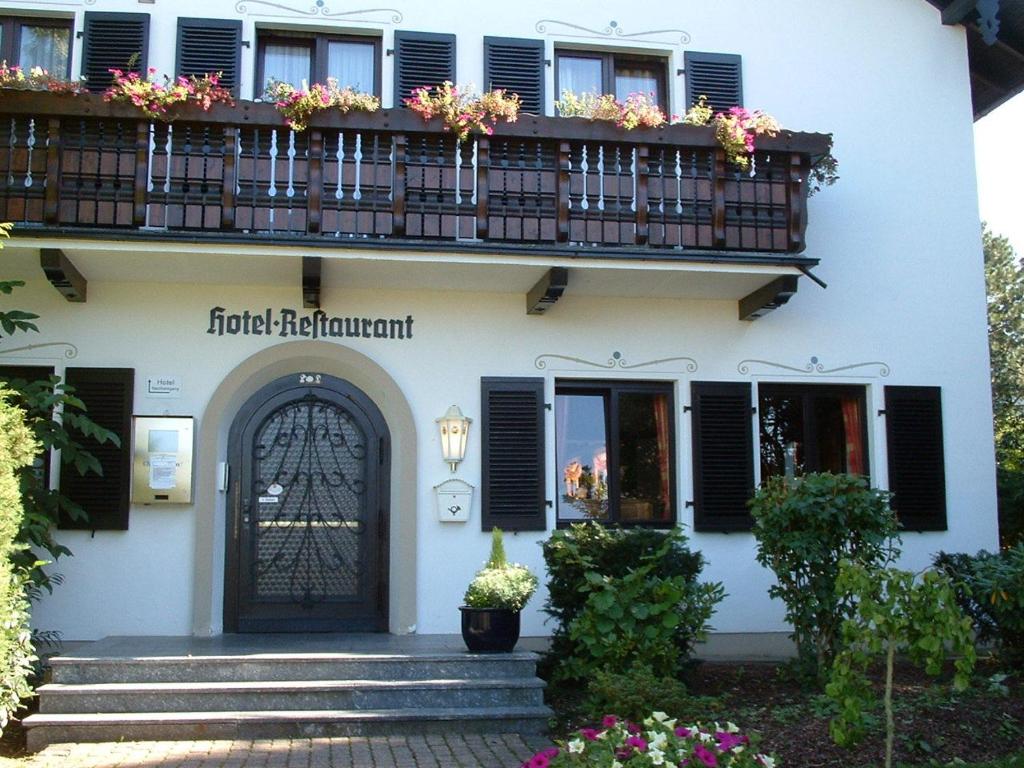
[556,91,669,130]
[404,81,520,142]
[0,62,84,94]
[522,713,778,768]
[266,79,380,132]
[103,69,233,120]
[682,96,780,170]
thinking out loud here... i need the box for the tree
[0,224,119,591]
[984,224,1024,545]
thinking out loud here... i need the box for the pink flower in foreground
[579,728,600,741]
[694,744,718,767]
[602,715,619,728]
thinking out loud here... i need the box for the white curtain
[327,41,375,92]
[20,26,70,74]
[263,44,311,90]
[558,56,602,98]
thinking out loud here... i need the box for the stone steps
[38,677,546,713]
[24,641,552,750]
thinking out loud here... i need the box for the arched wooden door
[224,373,390,632]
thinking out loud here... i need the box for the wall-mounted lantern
[436,405,471,472]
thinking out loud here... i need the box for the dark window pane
[558,55,602,97]
[327,40,375,91]
[555,392,609,522]
[617,392,671,521]
[760,392,805,478]
[20,24,69,74]
[615,64,659,103]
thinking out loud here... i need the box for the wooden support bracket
[302,256,322,309]
[942,0,980,25]
[526,267,569,316]
[39,249,87,303]
[738,275,799,321]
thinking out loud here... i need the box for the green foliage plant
[0,224,119,590]
[750,472,901,683]
[555,530,724,682]
[826,561,976,768]
[543,523,715,665]
[0,388,40,731]
[462,527,537,611]
[582,662,692,724]
[934,545,1024,667]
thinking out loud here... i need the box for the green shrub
[583,663,692,723]
[934,544,1024,667]
[463,527,538,611]
[749,472,901,683]
[0,388,39,731]
[543,524,723,681]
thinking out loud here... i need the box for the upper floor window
[556,380,675,527]
[758,383,868,480]
[555,49,667,109]
[256,31,379,96]
[0,16,72,77]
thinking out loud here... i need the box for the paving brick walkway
[25,734,550,767]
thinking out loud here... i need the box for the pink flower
[675,727,693,738]
[694,744,718,767]
[626,736,648,752]
[627,722,642,735]
[602,715,619,728]
[715,732,748,752]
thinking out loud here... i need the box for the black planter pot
[459,606,521,652]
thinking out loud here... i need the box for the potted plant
[460,527,538,652]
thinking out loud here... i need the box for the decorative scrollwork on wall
[736,356,890,377]
[535,19,691,46]
[535,350,697,372]
[0,342,79,359]
[235,1,403,23]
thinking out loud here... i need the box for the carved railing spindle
[133,121,150,227]
[221,126,237,230]
[635,145,649,245]
[712,147,727,248]
[392,134,406,237]
[557,140,570,243]
[43,118,61,224]
[308,128,323,235]
[476,136,489,240]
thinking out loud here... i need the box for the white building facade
[0,0,1002,643]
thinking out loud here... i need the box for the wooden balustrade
[0,91,831,255]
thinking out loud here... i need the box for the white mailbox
[434,478,473,523]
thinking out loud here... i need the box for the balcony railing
[0,92,830,256]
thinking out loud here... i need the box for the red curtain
[654,394,671,519]
[841,397,865,475]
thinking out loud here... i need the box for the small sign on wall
[146,375,182,398]
[435,479,473,523]
[132,416,194,504]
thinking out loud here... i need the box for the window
[256,31,380,97]
[759,384,868,480]
[555,50,668,108]
[556,380,675,526]
[0,16,72,77]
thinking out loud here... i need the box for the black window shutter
[691,381,754,531]
[684,51,742,113]
[394,30,456,105]
[484,37,544,115]
[481,377,546,532]
[59,368,134,531]
[82,12,150,93]
[176,18,242,95]
[884,386,947,531]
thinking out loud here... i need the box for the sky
[974,92,1024,256]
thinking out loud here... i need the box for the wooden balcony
[0,91,830,263]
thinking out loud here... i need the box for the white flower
[758,756,776,768]
[612,762,623,768]
[649,731,668,750]
[664,718,677,730]
[649,747,666,765]
[567,739,584,754]
[725,721,740,733]
[698,731,713,743]
[651,711,669,723]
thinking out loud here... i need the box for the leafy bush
[463,528,537,611]
[0,389,39,731]
[934,544,1024,667]
[749,472,901,682]
[543,524,723,681]
[583,663,692,724]
[827,561,975,768]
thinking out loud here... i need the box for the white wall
[0,0,999,640]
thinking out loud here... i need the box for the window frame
[757,382,870,481]
[555,378,677,529]
[255,30,382,98]
[0,15,73,78]
[554,48,669,111]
